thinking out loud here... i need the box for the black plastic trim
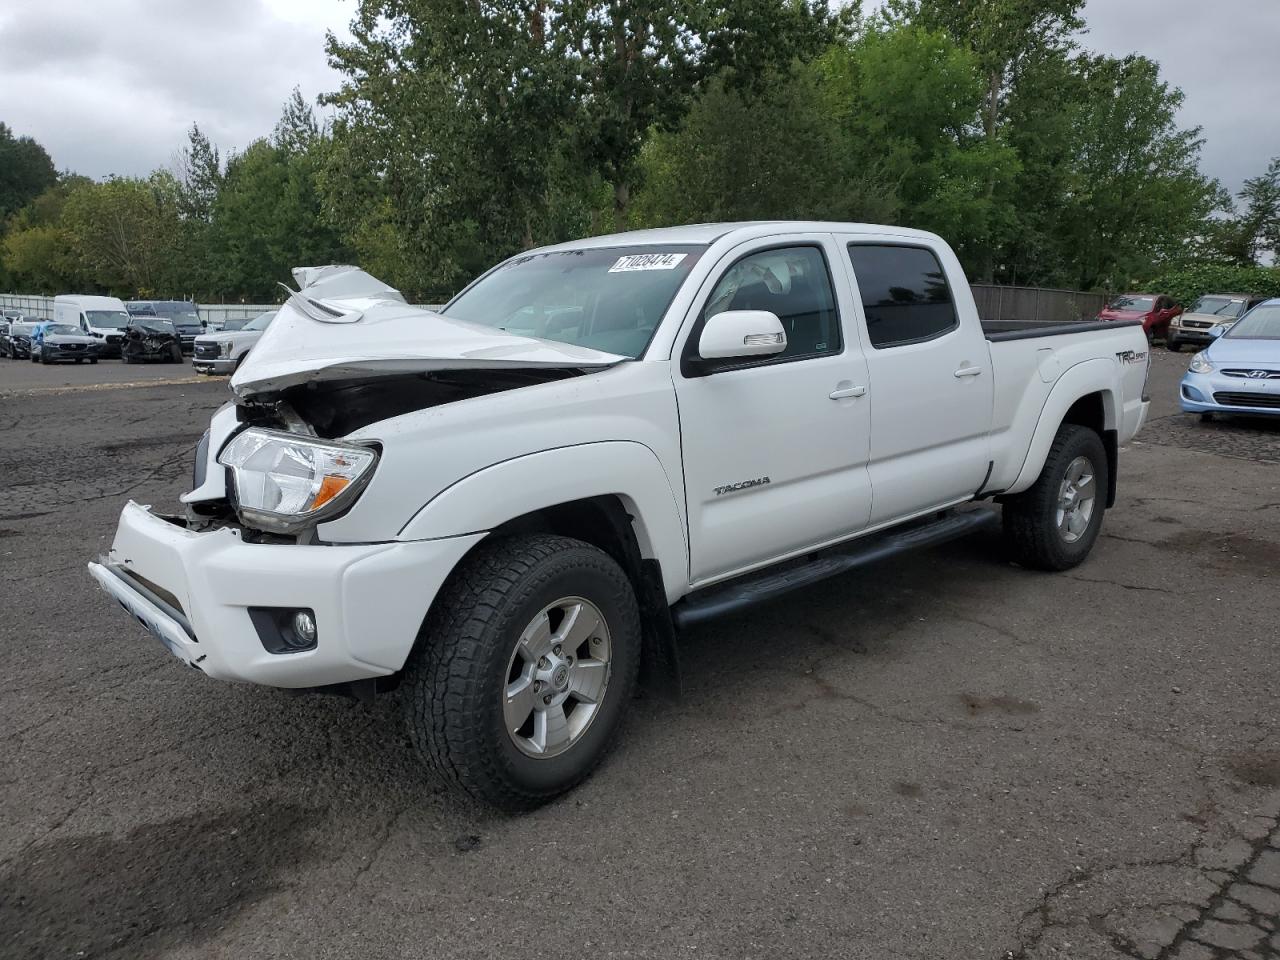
[984,319,1143,342]
[671,509,999,630]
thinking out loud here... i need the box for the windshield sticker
[609,253,687,273]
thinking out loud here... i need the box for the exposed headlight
[1188,352,1214,374]
[219,340,233,358]
[218,428,378,532]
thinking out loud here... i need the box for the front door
[840,239,994,525]
[673,236,873,585]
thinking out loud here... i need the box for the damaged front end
[182,265,624,541]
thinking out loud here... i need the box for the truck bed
[982,319,1143,342]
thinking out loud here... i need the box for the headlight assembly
[218,428,378,532]
[1188,352,1214,374]
[219,341,233,358]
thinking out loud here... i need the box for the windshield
[86,310,130,330]
[46,324,81,336]
[1225,303,1280,340]
[443,245,706,359]
[1108,295,1155,312]
[221,319,248,331]
[1189,296,1246,318]
[12,322,36,336]
[244,311,276,331]
[131,319,176,335]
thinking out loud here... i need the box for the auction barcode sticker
[608,253,688,273]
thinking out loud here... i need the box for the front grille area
[106,334,123,345]
[194,343,219,360]
[1183,319,1213,329]
[1214,392,1280,409]
[1222,369,1280,379]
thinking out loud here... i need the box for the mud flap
[638,558,681,701]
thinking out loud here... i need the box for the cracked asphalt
[2,349,1279,960]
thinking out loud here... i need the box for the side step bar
[670,509,999,630]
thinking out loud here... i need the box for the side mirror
[698,310,787,361]
[1208,324,1226,340]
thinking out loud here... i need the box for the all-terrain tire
[401,534,641,811]
[1002,423,1108,571]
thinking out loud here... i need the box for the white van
[54,295,132,358]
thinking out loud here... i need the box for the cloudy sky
[1,0,1277,197]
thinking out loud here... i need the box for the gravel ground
[2,349,1279,960]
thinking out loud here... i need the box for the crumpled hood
[230,266,625,396]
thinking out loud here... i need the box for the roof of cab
[534,221,942,253]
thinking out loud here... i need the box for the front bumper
[41,346,100,362]
[1168,325,1215,346]
[88,502,485,687]
[193,357,236,375]
[1180,374,1280,416]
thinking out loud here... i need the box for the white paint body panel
[94,224,1150,688]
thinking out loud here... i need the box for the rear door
[673,234,873,584]
[838,237,994,525]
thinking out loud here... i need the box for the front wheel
[402,534,641,811]
[1002,424,1108,571]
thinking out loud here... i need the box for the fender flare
[1006,358,1118,496]
[397,441,689,601]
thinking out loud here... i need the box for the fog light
[293,611,317,644]
[1182,384,1205,402]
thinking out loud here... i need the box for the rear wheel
[402,534,641,811]
[1003,424,1108,571]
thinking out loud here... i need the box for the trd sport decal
[1115,349,1147,364]
[714,477,771,496]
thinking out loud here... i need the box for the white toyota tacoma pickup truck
[89,222,1149,810]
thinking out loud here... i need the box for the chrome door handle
[953,365,983,378]
[830,385,867,399]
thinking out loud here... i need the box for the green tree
[817,24,1019,274]
[1213,157,1280,265]
[174,123,222,222]
[60,174,181,295]
[0,122,57,223]
[632,64,897,228]
[1053,55,1223,290]
[885,0,1084,278]
[324,0,840,294]
[208,137,349,300]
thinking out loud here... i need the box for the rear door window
[846,244,958,349]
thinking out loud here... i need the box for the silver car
[1167,293,1267,352]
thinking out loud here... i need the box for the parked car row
[0,296,276,370]
[1180,298,1280,422]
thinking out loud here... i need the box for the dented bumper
[89,501,484,688]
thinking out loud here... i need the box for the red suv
[1097,293,1182,341]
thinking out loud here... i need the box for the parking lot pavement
[3,351,1279,960]
[0,356,211,393]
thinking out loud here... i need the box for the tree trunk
[979,69,1002,283]
[613,179,630,227]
